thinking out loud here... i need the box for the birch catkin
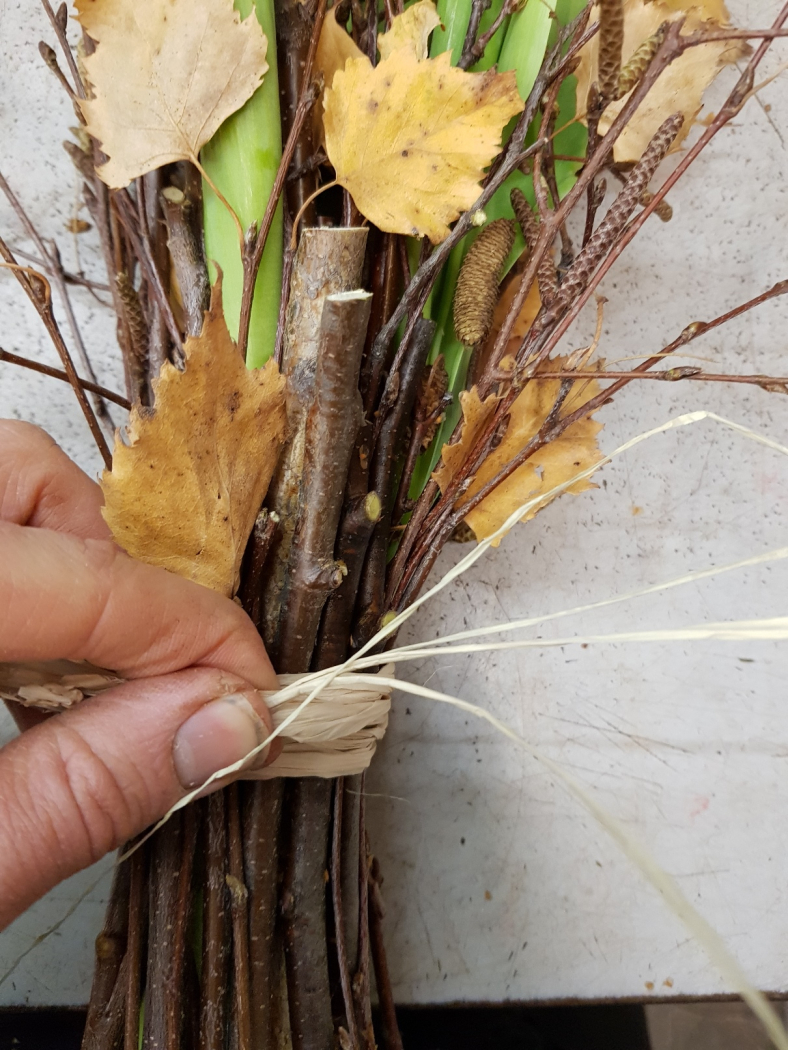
[615,23,668,100]
[454,219,515,346]
[549,113,684,314]
[598,0,625,101]
[510,188,558,305]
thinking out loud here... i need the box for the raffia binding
[0,660,394,779]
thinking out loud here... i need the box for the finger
[0,667,277,928]
[0,521,276,690]
[0,419,109,539]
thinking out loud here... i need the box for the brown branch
[315,490,382,670]
[281,778,335,1050]
[38,41,79,108]
[0,234,112,466]
[536,368,788,389]
[143,809,197,1050]
[112,188,183,354]
[242,781,285,1050]
[140,170,172,381]
[261,228,368,660]
[9,247,112,295]
[238,509,281,634]
[40,0,85,99]
[276,0,327,223]
[368,856,403,1050]
[511,189,558,305]
[353,318,435,650]
[392,356,450,523]
[227,784,253,1050]
[459,0,516,70]
[82,861,130,1050]
[534,112,684,337]
[459,0,492,70]
[200,794,230,1050]
[124,847,146,1050]
[331,780,361,1050]
[0,346,130,408]
[361,233,401,415]
[0,170,116,432]
[277,290,372,673]
[162,185,210,337]
[353,788,374,1050]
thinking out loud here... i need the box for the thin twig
[238,80,321,357]
[536,368,788,388]
[459,0,492,70]
[0,170,116,432]
[459,0,516,70]
[368,857,403,1050]
[227,784,252,1050]
[0,346,130,408]
[112,189,183,353]
[0,234,112,466]
[332,781,361,1050]
[40,0,85,99]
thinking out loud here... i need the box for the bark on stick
[281,778,335,1050]
[262,227,368,658]
[162,185,211,338]
[276,289,373,674]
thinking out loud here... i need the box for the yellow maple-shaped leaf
[575,0,745,163]
[323,48,522,242]
[101,280,286,597]
[435,359,604,545]
[378,0,442,61]
[76,0,268,189]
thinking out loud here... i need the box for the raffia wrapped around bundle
[0,660,393,778]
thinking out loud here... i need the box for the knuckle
[51,725,135,865]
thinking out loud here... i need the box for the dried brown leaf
[76,0,268,188]
[435,358,604,545]
[101,279,286,596]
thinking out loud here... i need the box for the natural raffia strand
[0,661,393,779]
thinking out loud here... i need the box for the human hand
[0,420,278,929]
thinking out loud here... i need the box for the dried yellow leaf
[575,0,745,163]
[323,49,522,242]
[316,7,365,92]
[76,0,268,189]
[378,0,442,61]
[493,273,542,341]
[101,280,286,596]
[435,359,604,545]
[314,7,365,143]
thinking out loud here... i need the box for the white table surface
[1,0,788,1009]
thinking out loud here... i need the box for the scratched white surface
[1,0,788,1009]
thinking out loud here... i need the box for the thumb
[0,666,275,929]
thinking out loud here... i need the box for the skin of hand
[0,419,280,930]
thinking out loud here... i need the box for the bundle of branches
[2,0,788,1047]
